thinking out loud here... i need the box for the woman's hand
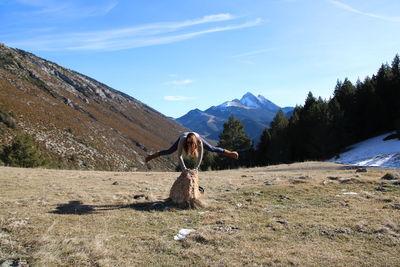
[223,150,239,159]
[145,152,159,163]
[230,151,239,159]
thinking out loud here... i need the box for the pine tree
[331,78,357,146]
[288,107,301,161]
[270,110,289,134]
[374,63,394,130]
[354,77,382,138]
[1,134,49,168]
[390,55,400,131]
[269,110,291,163]
[215,115,252,169]
[304,91,316,110]
[301,97,334,159]
[200,151,215,171]
[256,128,271,166]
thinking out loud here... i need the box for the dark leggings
[158,136,224,156]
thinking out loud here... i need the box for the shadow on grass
[50,200,174,215]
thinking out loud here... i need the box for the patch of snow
[256,94,270,105]
[240,97,261,108]
[329,132,400,168]
[239,92,276,109]
[219,100,251,109]
[174,228,196,240]
[198,211,209,215]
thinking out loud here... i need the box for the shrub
[0,109,16,129]
[175,156,198,172]
[0,134,49,168]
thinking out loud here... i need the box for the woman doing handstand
[145,132,239,170]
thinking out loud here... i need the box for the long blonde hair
[184,133,200,158]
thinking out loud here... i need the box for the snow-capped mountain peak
[176,92,294,142]
[217,92,279,110]
[237,92,281,112]
[219,99,252,109]
[239,92,262,108]
[256,94,269,104]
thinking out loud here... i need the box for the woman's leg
[158,138,180,156]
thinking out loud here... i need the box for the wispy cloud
[15,0,118,18]
[164,96,195,101]
[165,79,193,85]
[231,48,275,58]
[8,14,262,51]
[328,0,400,22]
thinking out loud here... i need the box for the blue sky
[1,0,399,118]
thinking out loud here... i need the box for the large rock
[381,172,400,180]
[169,169,205,208]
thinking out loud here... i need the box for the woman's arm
[200,137,224,153]
[200,137,239,159]
[145,137,180,163]
[222,149,239,159]
[145,152,159,163]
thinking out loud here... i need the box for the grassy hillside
[0,43,186,171]
[0,162,399,266]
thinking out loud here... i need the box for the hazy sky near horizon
[1,0,399,117]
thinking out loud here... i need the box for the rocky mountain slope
[176,92,293,143]
[0,43,187,171]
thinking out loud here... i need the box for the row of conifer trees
[206,54,400,169]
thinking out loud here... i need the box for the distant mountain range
[176,92,294,143]
[0,43,187,171]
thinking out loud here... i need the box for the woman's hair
[184,133,200,158]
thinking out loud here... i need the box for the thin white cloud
[164,96,195,101]
[15,0,118,18]
[237,60,256,65]
[68,17,262,51]
[231,48,275,58]
[75,13,236,44]
[8,14,262,51]
[15,0,53,6]
[328,0,400,22]
[165,79,193,85]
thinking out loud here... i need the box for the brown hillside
[0,43,187,171]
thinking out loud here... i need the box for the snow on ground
[329,132,400,168]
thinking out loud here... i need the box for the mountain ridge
[176,92,294,143]
[0,43,187,171]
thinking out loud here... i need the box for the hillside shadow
[50,200,174,215]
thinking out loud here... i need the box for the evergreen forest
[210,54,400,169]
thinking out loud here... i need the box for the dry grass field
[0,161,399,266]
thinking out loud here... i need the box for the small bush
[0,134,50,168]
[0,51,15,67]
[0,109,16,129]
[175,156,198,172]
[174,152,216,171]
